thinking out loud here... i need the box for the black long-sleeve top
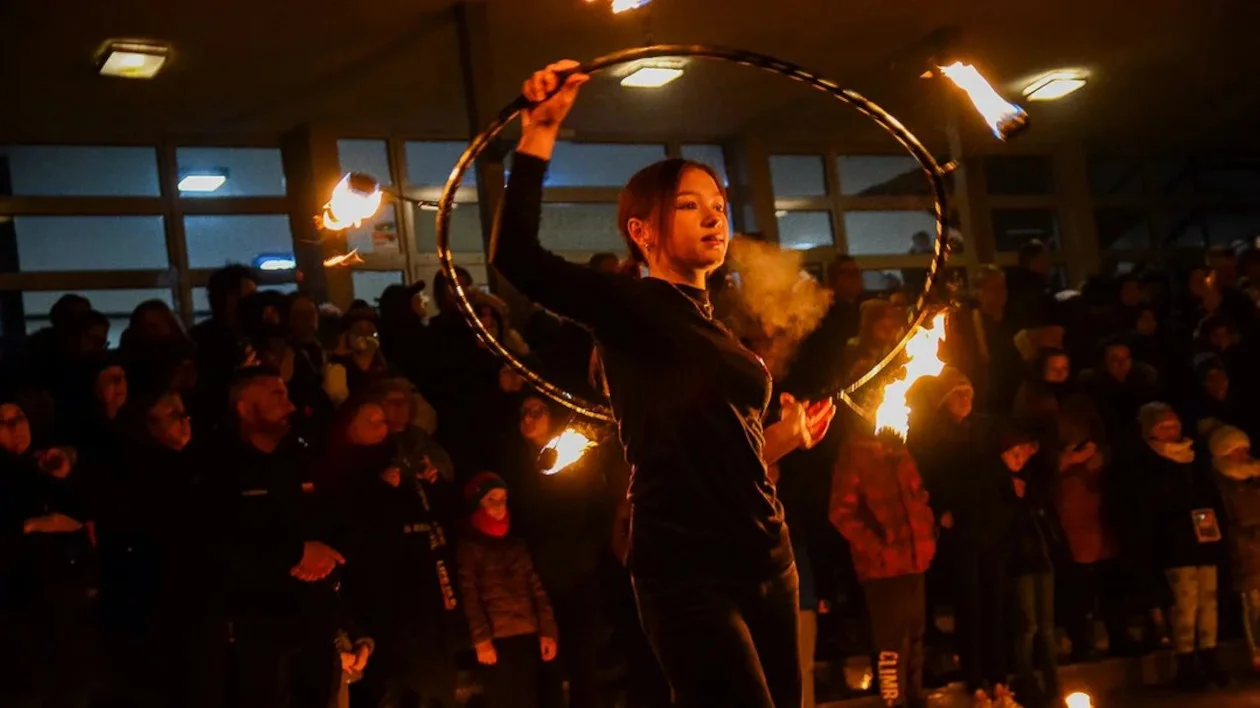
[492,152,789,581]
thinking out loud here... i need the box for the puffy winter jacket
[457,531,558,645]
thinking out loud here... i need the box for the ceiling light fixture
[621,66,683,88]
[1022,70,1088,101]
[178,170,229,193]
[97,40,171,79]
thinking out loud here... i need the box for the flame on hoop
[541,429,595,475]
[872,312,949,439]
[323,248,364,268]
[320,173,383,231]
[938,62,1029,141]
[1064,692,1093,708]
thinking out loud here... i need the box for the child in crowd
[1208,424,1260,671]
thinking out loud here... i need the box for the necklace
[669,283,714,321]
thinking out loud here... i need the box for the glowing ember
[611,0,651,12]
[872,312,948,439]
[323,248,364,268]
[541,429,595,475]
[1064,692,1093,708]
[320,173,383,231]
[938,62,1029,141]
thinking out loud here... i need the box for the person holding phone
[490,60,836,708]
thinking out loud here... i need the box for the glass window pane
[985,155,1054,195]
[838,155,929,196]
[338,139,393,186]
[191,283,296,323]
[184,214,292,269]
[1150,158,1196,196]
[23,288,173,347]
[842,210,937,256]
[1161,209,1208,250]
[352,271,404,304]
[770,155,827,197]
[1196,161,1260,197]
[176,147,285,197]
[539,204,623,251]
[992,209,1061,251]
[405,141,472,188]
[1095,208,1152,250]
[1203,208,1260,247]
[547,143,667,187]
[1,145,160,196]
[776,211,833,250]
[862,270,908,293]
[1088,157,1144,196]
[12,216,168,271]
[681,144,729,186]
[415,204,483,254]
[346,205,401,255]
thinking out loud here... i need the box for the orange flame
[611,0,650,12]
[873,312,948,439]
[542,429,595,475]
[320,174,383,231]
[1064,693,1093,708]
[938,62,1027,139]
[323,248,364,268]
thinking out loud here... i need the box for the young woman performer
[491,60,836,708]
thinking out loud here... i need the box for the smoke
[722,236,833,375]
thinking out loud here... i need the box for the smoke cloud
[721,236,833,375]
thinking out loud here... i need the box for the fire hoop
[436,44,953,423]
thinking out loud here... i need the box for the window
[992,209,1060,251]
[769,155,827,197]
[191,283,297,322]
[547,143,667,187]
[184,214,292,269]
[862,270,906,293]
[837,155,929,196]
[346,205,401,255]
[338,139,393,185]
[984,155,1054,195]
[1203,208,1260,247]
[1150,158,1197,196]
[842,210,937,256]
[11,216,168,271]
[1161,209,1208,250]
[176,147,285,197]
[681,144,729,186]
[405,141,471,187]
[415,204,483,254]
[776,211,833,250]
[352,271,405,304]
[23,288,173,347]
[539,204,623,252]
[1095,208,1152,250]
[1196,160,1260,197]
[1088,157,1144,196]
[1,145,160,196]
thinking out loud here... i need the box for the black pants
[546,577,604,708]
[1063,559,1130,657]
[483,633,547,708]
[352,635,458,708]
[954,547,1010,691]
[233,618,341,708]
[863,574,926,708]
[633,563,801,708]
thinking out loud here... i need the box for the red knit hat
[464,472,507,507]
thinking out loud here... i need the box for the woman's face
[148,394,192,451]
[0,404,31,456]
[1001,441,1040,473]
[519,397,553,445]
[139,309,174,340]
[630,168,728,276]
[1150,413,1183,443]
[347,403,389,446]
[95,365,128,419]
[347,321,379,357]
[481,488,508,521]
[944,387,974,421]
[1204,368,1230,402]
[476,306,501,340]
[380,390,412,433]
[1044,355,1071,384]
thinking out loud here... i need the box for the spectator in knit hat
[457,472,559,708]
[1208,425,1260,671]
[324,310,390,406]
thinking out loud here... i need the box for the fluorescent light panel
[621,67,683,88]
[1022,71,1087,101]
[178,173,227,192]
[99,42,169,79]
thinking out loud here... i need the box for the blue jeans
[633,564,801,708]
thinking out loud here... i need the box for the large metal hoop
[436,44,951,423]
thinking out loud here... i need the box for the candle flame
[1064,692,1093,708]
[938,62,1028,140]
[542,429,595,475]
[323,248,364,268]
[873,312,948,439]
[320,173,383,231]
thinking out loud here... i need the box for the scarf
[1148,437,1196,464]
[470,508,510,537]
[1215,457,1260,482]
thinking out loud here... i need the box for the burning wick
[938,62,1029,141]
[539,429,595,475]
[1064,692,1093,708]
[320,173,383,231]
[872,312,949,439]
[323,248,364,268]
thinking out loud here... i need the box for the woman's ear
[627,218,653,256]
